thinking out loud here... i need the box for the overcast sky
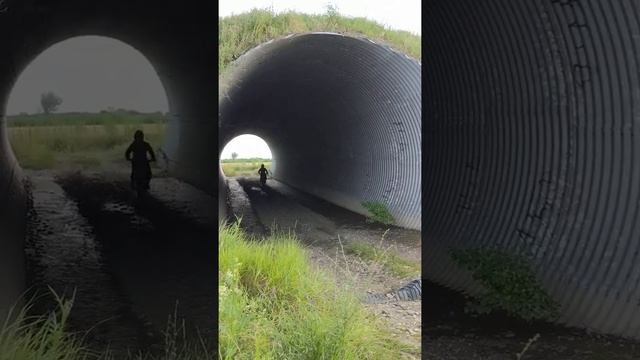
[6,2,419,158]
[221,135,273,159]
[6,36,168,115]
[219,0,421,35]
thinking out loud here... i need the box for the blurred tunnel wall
[424,0,640,337]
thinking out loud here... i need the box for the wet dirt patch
[24,170,215,356]
[24,173,155,357]
[424,279,640,359]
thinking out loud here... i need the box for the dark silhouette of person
[125,130,156,191]
[258,164,269,185]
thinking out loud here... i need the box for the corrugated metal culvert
[219,33,422,230]
[424,0,640,338]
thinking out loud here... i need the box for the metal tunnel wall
[424,0,640,337]
[219,33,422,230]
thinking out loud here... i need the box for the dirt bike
[129,159,153,198]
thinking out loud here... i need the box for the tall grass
[8,122,165,170]
[219,223,401,359]
[7,112,167,128]
[0,292,97,360]
[221,161,271,177]
[0,292,212,360]
[219,8,421,75]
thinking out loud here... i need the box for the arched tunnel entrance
[0,0,216,346]
[218,33,423,230]
[220,134,274,178]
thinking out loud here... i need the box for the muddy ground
[24,169,216,357]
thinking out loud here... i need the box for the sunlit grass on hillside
[219,7,421,75]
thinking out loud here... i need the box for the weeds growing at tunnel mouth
[449,248,560,322]
[0,290,213,359]
[0,292,89,360]
[361,201,395,225]
[219,222,403,359]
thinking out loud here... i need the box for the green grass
[450,248,560,321]
[7,114,166,171]
[220,157,271,164]
[7,111,167,128]
[345,242,420,278]
[219,8,421,75]
[0,292,212,360]
[219,223,403,359]
[361,201,395,225]
[0,293,93,360]
[221,161,271,177]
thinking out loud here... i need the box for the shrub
[449,248,560,322]
[361,201,395,225]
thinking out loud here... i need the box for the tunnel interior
[218,33,422,230]
[3,0,640,342]
[0,0,215,321]
[424,0,640,338]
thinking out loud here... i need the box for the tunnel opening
[5,35,170,174]
[218,32,422,230]
[1,2,217,356]
[220,134,274,178]
[1,34,217,355]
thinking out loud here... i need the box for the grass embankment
[219,223,403,359]
[219,8,421,75]
[7,113,166,170]
[220,159,271,177]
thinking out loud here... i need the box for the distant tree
[40,91,63,114]
[231,152,238,160]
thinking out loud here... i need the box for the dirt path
[226,176,423,356]
[424,279,640,360]
[24,169,216,356]
[225,176,640,359]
